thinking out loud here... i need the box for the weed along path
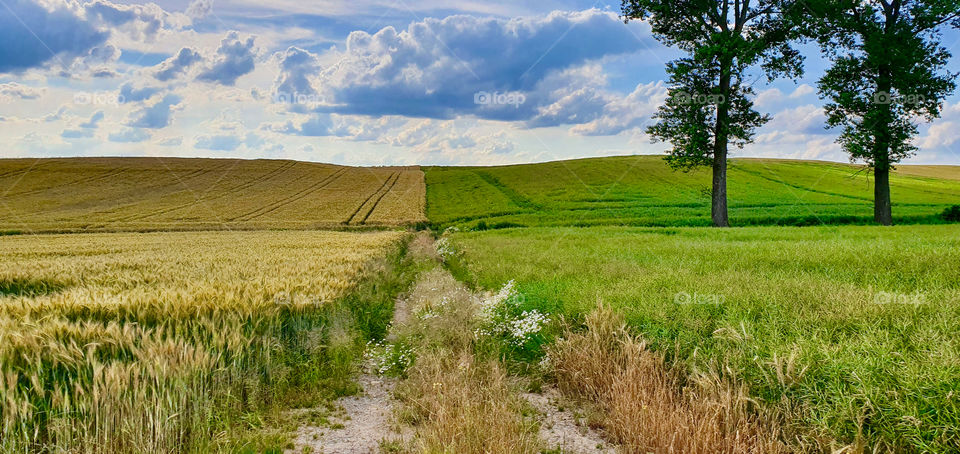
[288,235,614,453]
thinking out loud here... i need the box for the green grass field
[447,224,960,451]
[426,156,960,228]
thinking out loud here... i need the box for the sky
[0,0,958,166]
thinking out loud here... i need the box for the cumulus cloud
[919,103,960,150]
[186,0,214,20]
[91,68,118,78]
[272,113,338,136]
[312,9,645,120]
[756,104,830,144]
[84,1,166,42]
[197,32,257,86]
[385,119,515,155]
[0,0,108,73]
[274,46,321,99]
[0,82,43,100]
[80,111,105,128]
[755,84,818,109]
[153,47,203,81]
[568,81,667,136]
[61,111,103,138]
[127,93,181,128]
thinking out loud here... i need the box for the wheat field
[0,230,407,453]
[0,158,426,233]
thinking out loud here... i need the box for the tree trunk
[873,64,893,226]
[874,164,892,225]
[712,62,732,227]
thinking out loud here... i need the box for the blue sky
[0,0,958,166]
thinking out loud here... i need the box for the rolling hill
[0,157,426,233]
[425,156,960,228]
[2,155,958,233]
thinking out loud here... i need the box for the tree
[622,0,802,227]
[798,0,959,225]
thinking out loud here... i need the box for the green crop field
[0,157,426,233]
[425,156,960,229]
[446,224,960,451]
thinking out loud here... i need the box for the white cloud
[0,82,44,100]
[196,32,258,86]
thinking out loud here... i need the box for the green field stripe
[472,170,542,210]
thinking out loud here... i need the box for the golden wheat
[0,158,426,233]
[0,230,406,453]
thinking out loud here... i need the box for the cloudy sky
[0,0,958,166]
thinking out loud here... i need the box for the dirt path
[287,374,407,454]
[289,235,617,453]
[523,386,616,454]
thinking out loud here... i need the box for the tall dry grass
[0,230,407,453]
[391,267,541,454]
[550,304,787,454]
[395,352,541,454]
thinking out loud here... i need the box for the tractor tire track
[51,169,214,216]
[0,167,36,180]
[359,172,402,224]
[114,161,299,222]
[343,172,398,225]
[83,162,235,219]
[230,168,348,221]
[1,169,128,198]
[734,167,871,202]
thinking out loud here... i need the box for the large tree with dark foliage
[622,0,802,226]
[797,0,959,225]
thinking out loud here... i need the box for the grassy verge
[447,224,960,452]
